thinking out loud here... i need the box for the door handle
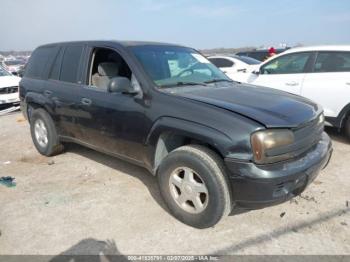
[346,82,350,86]
[44,90,53,96]
[285,81,298,86]
[81,98,92,106]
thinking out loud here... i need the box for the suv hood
[176,83,321,128]
[0,76,21,89]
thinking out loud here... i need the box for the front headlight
[251,129,294,164]
[318,113,325,125]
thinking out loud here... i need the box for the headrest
[98,62,119,76]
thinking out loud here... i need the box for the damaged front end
[0,87,20,115]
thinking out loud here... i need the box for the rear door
[301,51,350,119]
[247,52,313,95]
[46,44,85,138]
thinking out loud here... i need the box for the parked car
[0,64,20,107]
[236,48,289,62]
[208,55,260,82]
[17,64,27,77]
[242,46,350,139]
[20,41,332,228]
[3,60,25,74]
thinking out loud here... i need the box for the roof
[283,45,350,53]
[37,40,188,49]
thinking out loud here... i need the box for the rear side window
[261,52,311,74]
[314,52,350,73]
[49,48,64,80]
[25,46,58,79]
[60,45,83,83]
[209,58,234,68]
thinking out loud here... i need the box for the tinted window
[25,46,57,79]
[4,60,22,66]
[60,45,83,83]
[236,51,267,61]
[234,55,260,65]
[261,52,311,74]
[209,58,234,68]
[314,52,350,73]
[49,48,64,80]
[236,49,288,62]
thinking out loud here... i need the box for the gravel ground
[0,112,349,256]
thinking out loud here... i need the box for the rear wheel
[30,108,64,156]
[344,115,350,141]
[157,145,231,228]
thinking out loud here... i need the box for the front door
[75,47,151,163]
[247,52,313,95]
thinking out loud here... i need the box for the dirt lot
[0,112,349,255]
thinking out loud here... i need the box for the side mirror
[108,77,136,94]
[252,69,260,75]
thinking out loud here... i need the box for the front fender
[146,116,233,157]
[145,117,239,172]
[143,116,240,173]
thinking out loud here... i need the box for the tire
[344,116,350,141]
[30,108,64,156]
[157,145,232,228]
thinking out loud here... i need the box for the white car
[0,65,20,106]
[208,55,261,82]
[242,45,350,138]
[3,60,24,74]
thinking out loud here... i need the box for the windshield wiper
[204,79,233,84]
[159,81,207,88]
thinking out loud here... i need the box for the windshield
[130,45,231,88]
[234,55,261,65]
[0,65,11,76]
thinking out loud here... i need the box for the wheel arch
[146,117,233,174]
[327,103,350,129]
[25,92,56,122]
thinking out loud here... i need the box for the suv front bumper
[225,132,332,209]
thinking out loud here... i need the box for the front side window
[314,52,350,73]
[88,47,134,90]
[130,46,230,88]
[60,45,83,83]
[261,52,311,74]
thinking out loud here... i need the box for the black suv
[20,41,332,228]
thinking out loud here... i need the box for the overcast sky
[2,0,350,51]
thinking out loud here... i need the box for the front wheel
[157,145,232,228]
